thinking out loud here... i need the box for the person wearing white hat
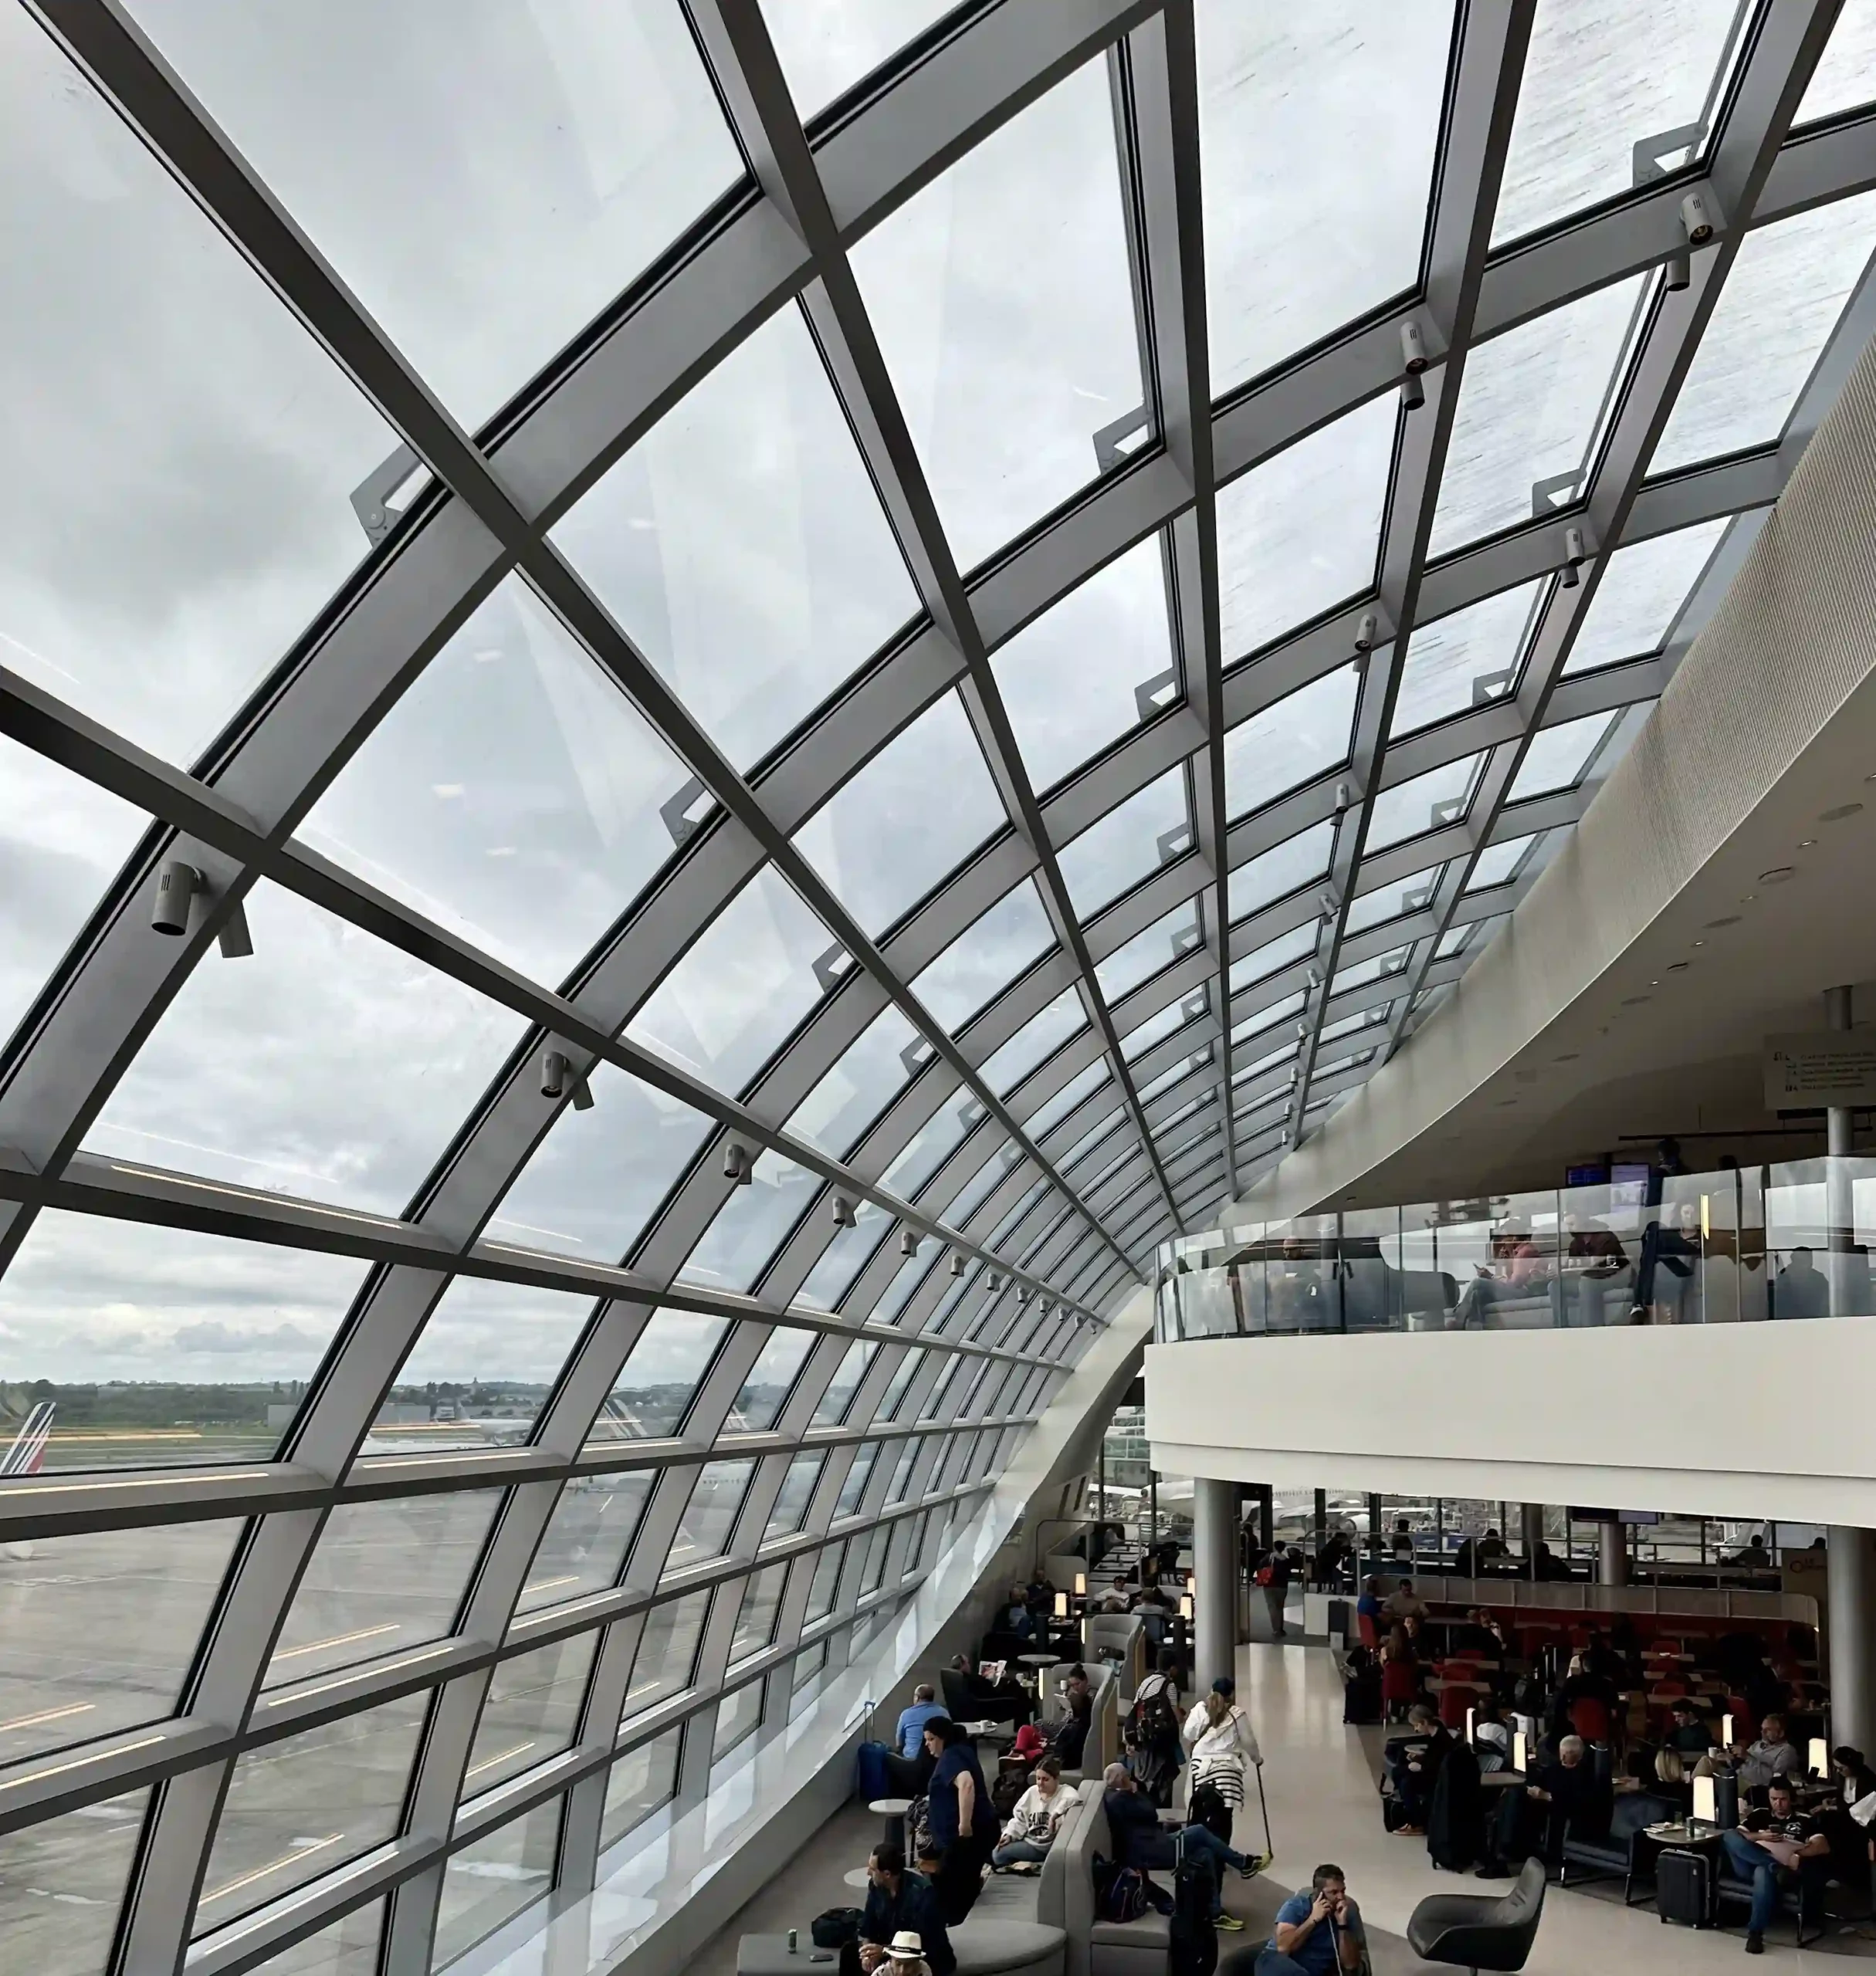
[886,1930,930,1974]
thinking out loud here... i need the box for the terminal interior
[11,2,1876,1974]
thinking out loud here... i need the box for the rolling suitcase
[1658,1846,1715,1927]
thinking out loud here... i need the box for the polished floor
[691,1639,1874,1972]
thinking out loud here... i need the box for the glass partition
[1156,1159,1876,1339]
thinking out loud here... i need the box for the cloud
[171,1319,320,1355]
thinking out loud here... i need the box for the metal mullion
[1125,3,1235,1198]
[1288,0,1536,1139]
[684,0,1184,1251]
[957,954,1086,1071]
[1378,0,1840,1065]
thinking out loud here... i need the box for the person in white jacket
[991,1756,1071,1868]
[1184,1676,1262,1811]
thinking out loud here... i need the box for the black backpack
[1169,1829,1219,1976]
[811,1907,862,1948]
[1188,1781,1234,1844]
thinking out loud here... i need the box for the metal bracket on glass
[959,1100,987,1133]
[1471,668,1515,706]
[813,942,856,993]
[1430,797,1467,829]
[1404,882,1435,913]
[899,1035,936,1078]
[1156,822,1194,866]
[1181,990,1208,1024]
[1631,120,1707,186]
[1529,468,1585,519]
[660,776,716,848]
[1170,919,1204,959]
[1092,405,1153,473]
[1134,667,1181,724]
[350,442,430,546]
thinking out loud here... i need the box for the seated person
[1355,1577,1385,1631]
[1735,1712,1803,1791]
[991,1755,1068,1868]
[1833,1744,1876,1812]
[1050,1692,1093,1771]
[1476,1528,1509,1567]
[1383,1578,1428,1621]
[1384,1705,1451,1833]
[1528,1734,1611,1840]
[1100,1763,1254,1930]
[1256,1862,1365,1976]
[850,1842,953,1976]
[1721,1775,1831,1953]
[1451,1225,1549,1328]
[1773,1247,1830,1320]
[1631,1199,1704,1321]
[1471,1697,1512,1771]
[1664,1697,1716,1758]
[1000,1593,1037,1640]
[1341,1646,1382,1726]
[947,1653,1028,1725]
[885,1683,946,1793]
[1007,1722,1048,1767]
[1549,1652,1618,1737]
[1559,1214,1629,1323]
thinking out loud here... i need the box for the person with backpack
[991,1756,1070,1867]
[1184,1677,1262,1823]
[1102,1763,1255,1931]
[1127,1673,1186,1805]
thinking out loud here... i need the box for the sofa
[1040,1665,1120,1787]
[1057,1777,1169,1976]
[1083,1614,1147,1701]
[950,1792,1080,1976]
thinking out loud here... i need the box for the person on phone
[848,1842,953,1976]
[1719,1775,1830,1954]
[1257,1863,1365,1976]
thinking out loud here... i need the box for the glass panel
[1197,3,1453,394]
[665,1459,757,1569]
[130,1,743,420]
[764,1,955,116]
[464,1632,598,1796]
[1230,922,1318,989]
[764,1451,825,1539]
[0,1521,240,1758]
[88,881,526,1216]
[1126,1001,1197,1064]
[1057,769,1190,919]
[1492,2,1745,246]
[195,1692,427,1934]
[1430,276,1646,557]
[878,1350,927,1421]
[980,990,1086,1095]
[881,1091,978,1200]
[849,53,1145,571]
[797,1199,892,1315]
[241,1904,384,1976]
[1228,821,1335,921]
[1799,0,1876,122]
[1509,712,1614,798]
[1217,399,1395,661]
[794,693,1005,935]
[489,1064,712,1266]
[1094,902,1200,1003]
[0,742,147,1055]
[627,868,832,1099]
[1563,518,1729,675]
[872,1252,936,1325]
[587,1309,728,1446]
[730,1562,789,1662]
[624,1589,712,1716]
[1346,864,1441,935]
[302,577,692,986]
[433,1796,560,1970]
[1390,580,1543,736]
[1368,755,1482,851]
[1222,664,1360,817]
[785,1004,920,1160]
[516,1472,654,1616]
[834,1443,880,1518]
[269,1491,503,1687]
[1465,832,1539,891]
[1028,1060,1112,1135]
[912,879,1055,1032]
[4,12,392,770]
[726,1328,816,1435]
[679,1150,818,1294]
[884,1440,920,1505]
[0,1787,147,1976]
[390,1277,598,1451]
[0,1214,367,1469]
[811,1341,879,1425]
[713,1677,763,1762]
[993,536,1173,793]
[1654,191,1876,472]
[553,306,918,770]
[600,1725,681,1850]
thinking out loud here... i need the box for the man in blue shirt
[898,1685,946,1760]
[1256,1863,1364,1976]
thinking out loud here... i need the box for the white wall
[1146,1318,1876,1523]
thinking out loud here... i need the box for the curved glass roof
[4,0,1876,1968]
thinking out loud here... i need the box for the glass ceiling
[2,0,1871,1966]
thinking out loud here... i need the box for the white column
[1830,1524,1876,1756]
[1827,986,1856,1315]
[1193,1477,1239,1693]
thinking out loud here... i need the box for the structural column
[1827,986,1857,1315]
[1597,1518,1628,1587]
[1193,1477,1240,1693]
[1829,1524,1876,1755]
[1521,1502,1545,1580]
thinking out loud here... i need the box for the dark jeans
[930,1835,989,1923]
[1255,1954,1311,1976]
[1721,1830,1829,1934]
